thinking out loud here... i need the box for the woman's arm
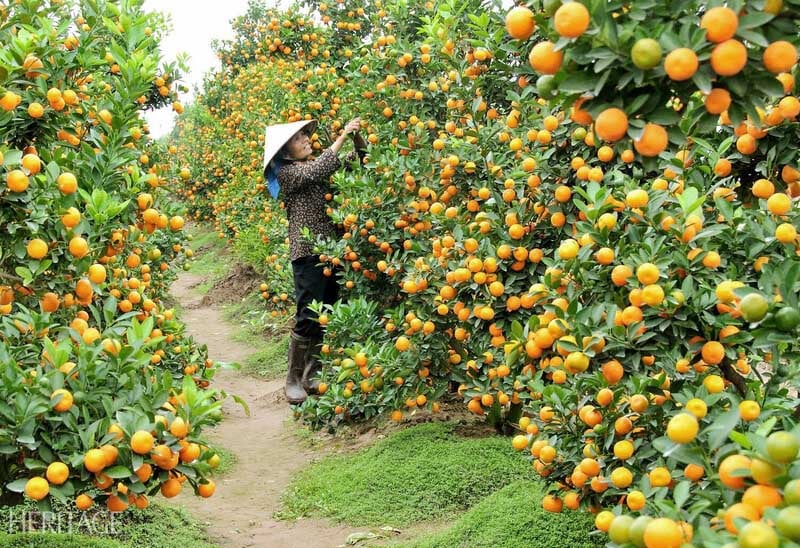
[278,148,341,196]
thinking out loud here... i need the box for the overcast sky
[142,0,256,138]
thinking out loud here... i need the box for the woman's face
[284,130,312,160]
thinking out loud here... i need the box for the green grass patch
[278,422,531,527]
[398,480,604,548]
[238,335,289,379]
[186,228,230,284]
[187,226,225,252]
[0,500,216,548]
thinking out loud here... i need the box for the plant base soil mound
[202,263,262,306]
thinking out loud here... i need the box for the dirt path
[168,272,357,548]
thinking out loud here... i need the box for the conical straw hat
[262,119,318,172]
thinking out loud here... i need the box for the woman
[262,117,365,404]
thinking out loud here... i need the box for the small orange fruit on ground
[664,48,699,80]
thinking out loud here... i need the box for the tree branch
[719,359,747,397]
[0,270,22,283]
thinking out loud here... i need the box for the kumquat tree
[125,0,800,545]
[0,0,225,516]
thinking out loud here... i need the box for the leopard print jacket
[277,147,360,261]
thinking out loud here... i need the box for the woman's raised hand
[343,117,361,134]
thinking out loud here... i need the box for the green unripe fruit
[631,38,663,70]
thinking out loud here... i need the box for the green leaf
[5,478,28,493]
[735,28,769,48]
[104,465,132,479]
[559,72,596,93]
[706,407,742,451]
[692,71,712,94]
[729,430,752,449]
[673,480,691,508]
[231,394,251,417]
[754,76,787,98]
[738,12,774,29]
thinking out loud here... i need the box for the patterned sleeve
[277,148,341,196]
[343,147,366,171]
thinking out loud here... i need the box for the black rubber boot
[286,333,312,404]
[302,336,323,394]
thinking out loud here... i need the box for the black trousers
[291,255,338,339]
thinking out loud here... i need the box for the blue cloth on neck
[265,158,285,198]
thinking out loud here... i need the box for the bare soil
[200,263,262,306]
[167,272,359,548]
